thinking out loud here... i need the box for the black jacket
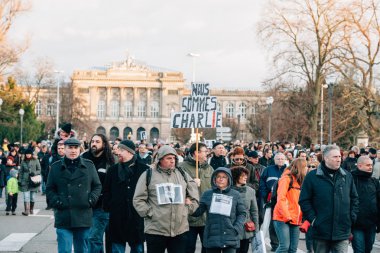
[209,155,227,170]
[46,157,102,229]
[103,157,149,244]
[82,151,114,209]
[342,157,357,172]
[299,162,359,241]
[351,169,380,230]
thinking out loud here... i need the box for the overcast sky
[9,0,269,90]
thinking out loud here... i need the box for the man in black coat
[103,140,149,253]
[82,134,115,253]
[299,145,359,253]
[46,138,102,253]
[351,156,380,253]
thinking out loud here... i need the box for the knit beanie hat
[10,169,18,178]
[61,123,72,134]
[25,148,34,155]
[118,140,136,155]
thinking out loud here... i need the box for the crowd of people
[0,125,380,253]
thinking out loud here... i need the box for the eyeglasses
[233,158,244,161]
[216,176,228,180]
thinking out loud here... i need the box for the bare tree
[0,0,30,79]
[14,58,55,104]
[257,0,346,143]
[333,0,380,138]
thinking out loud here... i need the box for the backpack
[268,175,294,208]
[145,166,188,186]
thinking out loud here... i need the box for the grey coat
[192,167,246,249]
[19,158,41,192]
[46,157,102,229]
[232,185,259,239]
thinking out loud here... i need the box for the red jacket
[273,170,302,225]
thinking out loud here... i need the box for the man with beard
[180,142,213,253]
[82,134,115,253]
[103,140,148,253]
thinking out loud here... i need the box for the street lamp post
[187,53,200,143]
[54,70,64,132]
[19,108,25,144]
[327,83,334,144]
[320,84,328,145]
[266,96,274,142]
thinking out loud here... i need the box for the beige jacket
[133,165,199,237]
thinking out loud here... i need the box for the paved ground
[0,192,379,252]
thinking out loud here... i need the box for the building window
[137,101,146,118]
[225,103,234,118]
[168,90,178,95]
[110,100,119,119]
[46,102,56,116]
[124,101,133,118]
[151,101,159,118]
[97,100,106,119]
[238,103,247,119]
[217,103,221,111]
[35,100,42,116]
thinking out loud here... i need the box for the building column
[89,87,97,119]
[146,88,151,117]
[133,87,138,117]
[106,87,112,119]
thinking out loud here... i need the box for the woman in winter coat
[18,148,41,216]
[272,158,307,253]
[192,167,246,253]
[231,166,259,253]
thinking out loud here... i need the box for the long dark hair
[90,134,114,165]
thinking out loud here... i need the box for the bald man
[351,156,380,253]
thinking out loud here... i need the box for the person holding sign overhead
[191,167,246,253]
[180,142,214,253]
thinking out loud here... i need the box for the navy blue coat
[299,163,359,241]
[192,167,246,249]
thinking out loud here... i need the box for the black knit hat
[213,142,224,149]
[118,140,136,155]
[61,123,72,134]
[25,148,34,155]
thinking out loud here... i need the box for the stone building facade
[29,57,266,143]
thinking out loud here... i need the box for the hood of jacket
[211,167,233,192]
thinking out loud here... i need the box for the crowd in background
[0,125,379,253]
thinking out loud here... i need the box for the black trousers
[237,239,250,253]
[145,233,187,253]
[6,193,18,212]
[186,226,206,253]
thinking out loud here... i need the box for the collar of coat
[59,157,86,170]
[316,164,347,177]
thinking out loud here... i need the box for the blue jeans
[22,191,36,202]
[352,226,376,253]
[56,227,90,253]
[112,242,144,253]
[273,221,300,253]
[88,208,110,253]
[313,239,348,253]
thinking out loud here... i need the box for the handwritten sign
[171,111,222,128]
[171,82,222,129]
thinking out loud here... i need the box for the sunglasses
[233,158,244,162]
